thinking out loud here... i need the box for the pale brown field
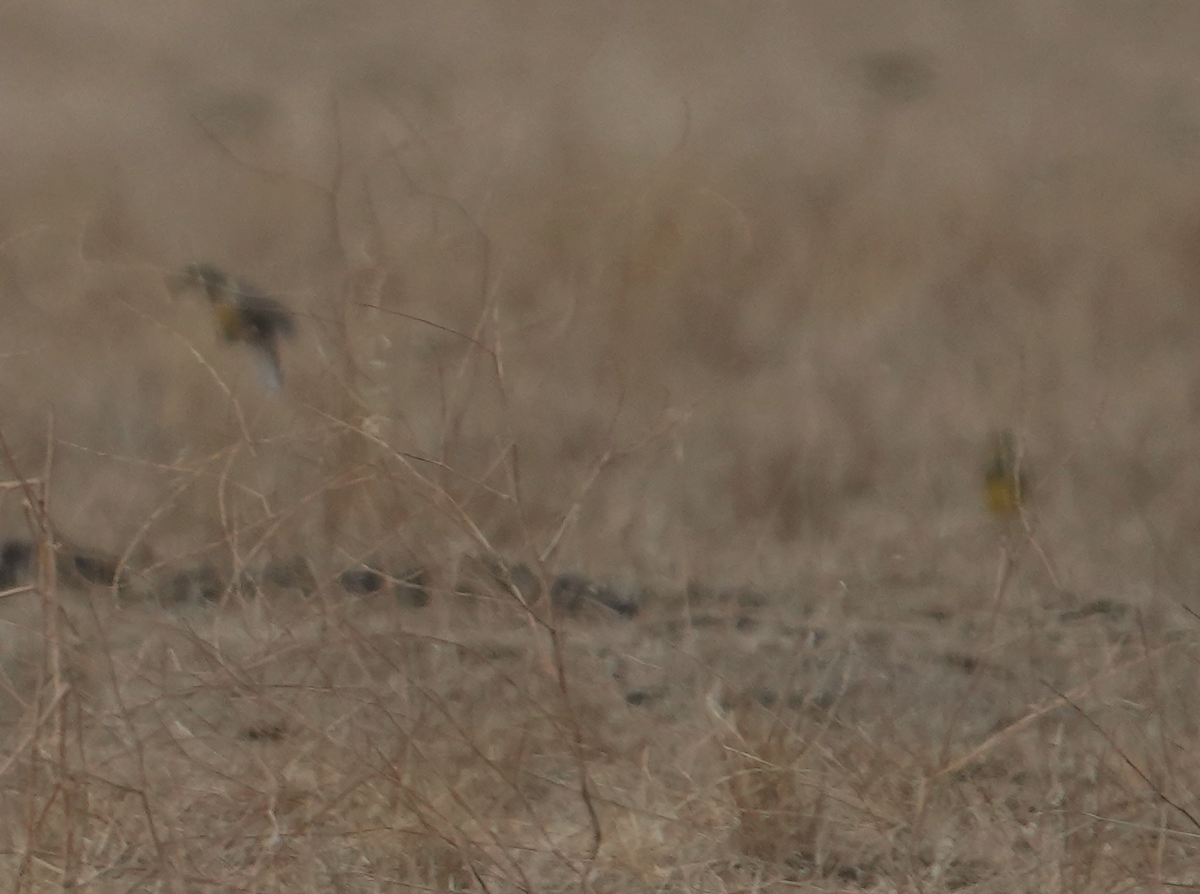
[2,1,1200,891]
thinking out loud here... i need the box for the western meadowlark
[983,429,1028,518]
[170,262,296,391]
[0,538,31,590]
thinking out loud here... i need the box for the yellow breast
[985,473,1022,517]
[214,302,245,342]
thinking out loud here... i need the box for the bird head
[169,262,229,302]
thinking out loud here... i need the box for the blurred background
[1,0,1199,605]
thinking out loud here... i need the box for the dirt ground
[2,0,1200,890]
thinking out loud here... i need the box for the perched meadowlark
[983,429,1028,518]
[170,262,296,391]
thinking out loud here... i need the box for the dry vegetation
[2,0,1200,890]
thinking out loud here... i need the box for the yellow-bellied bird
[170,263,296,391]
[984,429,1028,518]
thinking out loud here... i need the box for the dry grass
[2,0,1200,890]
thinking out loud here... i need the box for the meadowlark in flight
[170,262,296,391]
[983,429,1028,518]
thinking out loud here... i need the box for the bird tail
[253,343,284,392]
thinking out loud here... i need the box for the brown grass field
[2,0,1200,890]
